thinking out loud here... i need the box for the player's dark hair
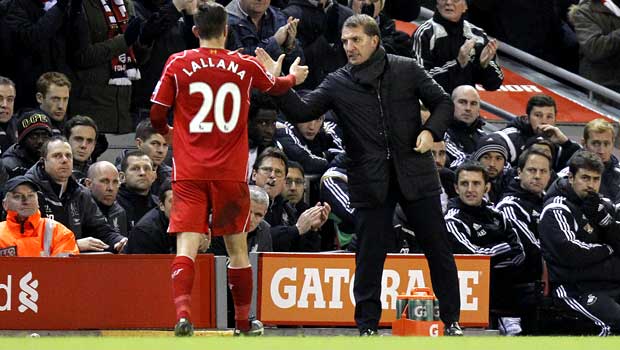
[455,161,489,184]
[253,147,289,175]
[64,115,98,139]
[526,94,556,116]
[568,150,604,176]
[194,2,227,40]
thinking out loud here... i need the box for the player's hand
[114,237,128,253]
[77,237,109,252]
[457,38,475,68]
[480,39,498,69]
[198,232,211,252]
[274,23,289,46]
[289,57,309,86]
[163,126,174,145]
[538,124,568,144]
[414,130,433,153]
[255,47,284,77]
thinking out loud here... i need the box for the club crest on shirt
[586,294,597,305]
[584,223,594,234]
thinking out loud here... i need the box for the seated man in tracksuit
[445,161,525,334]
[471,133,512,204]
[540,150,620,336]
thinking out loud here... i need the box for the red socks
[228,266,253,331]
[171,256,195,321]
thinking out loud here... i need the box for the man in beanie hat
[1,109,52,177]
[472,132,511,203]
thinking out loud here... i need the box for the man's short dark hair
[194,2,227,40]
[343,14,380,38]
[121,150,151,172]
[517,149,552,171]
[159,179,172,203]
[526,94,556,116]
[287,160,305,178]
[40,135,69,159]
[455,161,489,184]
[64,115,98,138]
[253,147,289,175]
[135,119,159,141]
[568,150,604,176]
[0,76,15,88]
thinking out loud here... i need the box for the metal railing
[417,7,620,106]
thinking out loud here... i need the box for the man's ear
[83,178,92,187]
[119,172,126,183]
[2,198,7,212]
[135,138,144,150]
[484,182,491,194]
[251,170,257,183]
[36,92,44,105]
[192,25,200,39]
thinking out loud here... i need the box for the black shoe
[174,318,194,337]
[234,319,264,336]
[360,329,379,336]
[445,322,464,336]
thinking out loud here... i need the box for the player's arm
[254,48,308,95]
[150,103,172,140]
[150,55,178,141]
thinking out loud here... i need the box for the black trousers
[353,185,461,331]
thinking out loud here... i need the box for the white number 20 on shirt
[189,82,241,133]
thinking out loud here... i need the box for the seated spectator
[445,85,486,169]
[225,0,304,73]
[251,147,330,252]
[124,180,179,254]
[283,0,353,89]
[84,161,127,236]
[209,185,273,255]
[576,118,620,204]
[276,98,343,175]
[471,133,511,204]
[540,150,620,336]
[5,0,73,110]
[283,161,307,212]
[247,93,280,178]
[117,151,158,230]
[25,136,127,252]
[431,140,457,212]
[0,76,17,152]
[499,94,581,171]
[412,0,503,93]
[2,109,52,177]
[116,119,171,196]
[569,0,620,96]
[0,176,79,257]
[68,0,144,134]
[35,72,70,135]
[496,149,553,334]
[445,161,525,334]
[350,0,413,57]
[64,115,97,181]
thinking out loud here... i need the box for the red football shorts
[169,180,251,236]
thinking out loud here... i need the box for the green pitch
[1,336,620,350]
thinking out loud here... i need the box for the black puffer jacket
[1,143,39,178]
[444,117,486,168]
[277,46,453,207]
[25,161,124,247]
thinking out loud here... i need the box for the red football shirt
[151,48,294,181]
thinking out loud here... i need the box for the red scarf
[99,0,141,85]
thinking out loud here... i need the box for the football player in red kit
[150,1,308,336]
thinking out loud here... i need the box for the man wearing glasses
[0,176,78,257]
[251,147,330,252]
